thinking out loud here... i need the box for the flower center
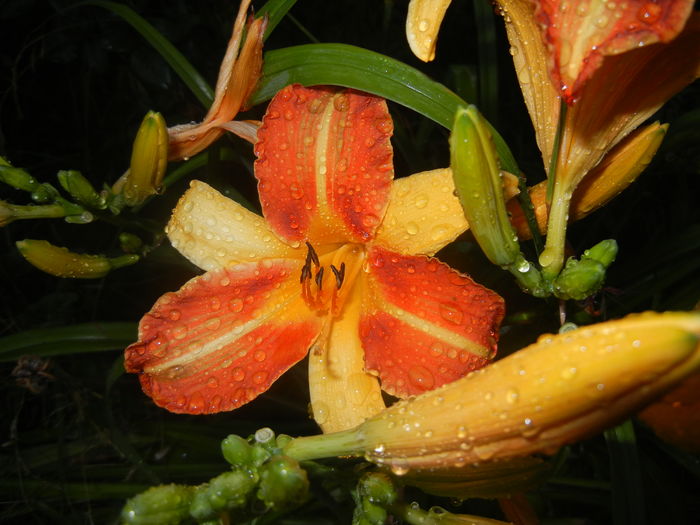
[300,242,364,317]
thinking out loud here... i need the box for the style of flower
[167,0,266,160]
[125,84,505,433]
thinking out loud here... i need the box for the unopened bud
[450,106,520,267]
[117,111,168,207]
[16,239,138,278]
[257,455,309,512]
[121,484,194,525]
[0,165,40,192]
[553,239,618,300]
[57,170,105,209]
[1,202,65,227]
[190,471,258,521]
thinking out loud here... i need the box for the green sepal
[221,434,255,469]
[0,165,40,192]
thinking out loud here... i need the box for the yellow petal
[406,0,452,62]
[509,122,668,239]
[166,181,298,272]
[374,168,467,256]
[308,274,386,433]
[498,0,561,169]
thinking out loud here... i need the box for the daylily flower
[166,0,266,160]
[125,85,505,433]
[407,0,699,277]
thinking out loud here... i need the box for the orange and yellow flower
[125,85,505,433]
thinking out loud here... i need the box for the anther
[305,242,320,267]
[330,262,346,289]
[300,262,312,283]
[315,267,325,289]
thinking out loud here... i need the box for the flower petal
[498,0,561,167]
[125,259,323,414]
[254,85,394,245]
[361,246,505,398]
[166,181,298,272]
[534,0,695,103]
[508,121,668,239]
[406,0,453,62]
[373,168,468,256]
[308,279,386,433]
[168,1,266,158]
[556,13,700,189]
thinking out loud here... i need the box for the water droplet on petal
[205,317,221,330]
[253,371,268,385]
[207,377,219,389]
[506,388,519,404]
[406,222,419,235]
[408,365,434,389]
[172,325,188,339]
[232,367,245,381]
[333,94,349,111]
[230,298,244,313]
[168,309,181,321]
[254,350,266,362]
[439,303,463,325]
[418,19,429,32]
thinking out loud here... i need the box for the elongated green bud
[1,202,65,227]
[57,170,106,209]
[121,484,194,525]
[117,111,168,207]
[0,165,40,192]
[450,106,519,267]
[16,239,138,278]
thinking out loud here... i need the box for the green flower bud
[16,239,138,279]
[189,471,258,521]
[358,472,397,506]
[1,202,65,227]
[0,165,40,192]
[553,239,618,300]
[257,455,309,512]
[119,232,144,253]
[450,106,519,267]
[221,434,254,468]
[121,484,194,525]
[117,111,168,207]
[57,170,105,209]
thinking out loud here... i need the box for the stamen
[330,263,346,289]
[315,267,325,289]
[306,242,320,267]
[300,262,312,283]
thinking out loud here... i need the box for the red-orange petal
[254,84,394,245]
[534,0,694,103]
[125,260,322,414]
[360,245,505,397]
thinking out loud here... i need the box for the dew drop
[560,366,577,379]
[205,317,221,331]
[439,303,464,325]
[230,298,244,312]
[172,325,188,340]
[168,309,181,321]
[414,195,429,209]
[506,388,520,404]
[254,350,267,362]
[333,94,349,111]
[232,367,245,381]
[253,371,268,385]
[390,463,410,476]
[418,19,429,32]
[308,99,323,114]
[207,377,219,389]
[406,222,419,235]
[408,365,435,390]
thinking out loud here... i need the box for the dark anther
[300,262,312,283]
[305,242,320,267]
[315,267,325,289]
[330,262,346,289]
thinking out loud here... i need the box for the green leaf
[258,0,298,40]
[85,0,214,107]
[251,43,519,173]
[0,322,137,361]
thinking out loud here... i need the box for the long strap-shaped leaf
[251,43,519,173]
[0,322,137,361]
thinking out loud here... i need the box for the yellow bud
[359,312,700,472]
[16,239,138,279]
[118,111,168,207]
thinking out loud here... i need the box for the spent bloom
[125,85,504,433]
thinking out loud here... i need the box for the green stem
[539,179,572,280]
[282,428,365,462]
[546,100,568,204]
